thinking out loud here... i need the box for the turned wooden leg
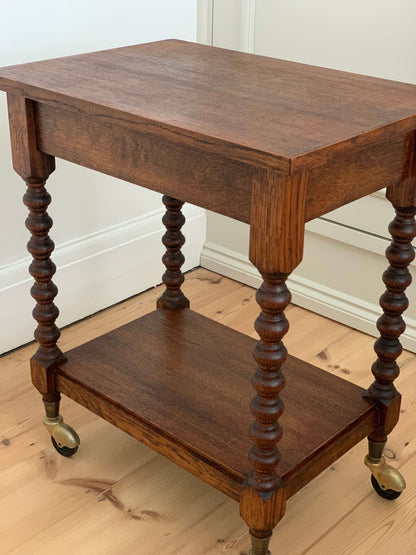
[240,272,290,554]
[157,195,190,310]
[364,204,416,498]
[24,177,65,372]
[8,95,79,456]
[241,169,307,552]
[24,176,80,457]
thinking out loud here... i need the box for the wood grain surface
[1,40,416,172]
[1,269,414,554]
[46,308,378,502]
[34,102,413,223]
[2,38,415,553]
[249,170,307,272]
[34,102,255,224]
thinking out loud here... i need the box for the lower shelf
[54,309,378,501]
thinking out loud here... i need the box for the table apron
[34,101,413,222]
[35,101,254,223]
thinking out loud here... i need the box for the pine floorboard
[0,268,415,554]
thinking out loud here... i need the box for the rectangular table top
[1,39,416,172]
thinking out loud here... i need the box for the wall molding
[201,234,416,353]
[197,0,213,45]
[1,206,206,354]
[306,217,402,261]
[240,0,256,53]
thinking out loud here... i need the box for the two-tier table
[1,40,416,554]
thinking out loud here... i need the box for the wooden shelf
[55,309,378,501]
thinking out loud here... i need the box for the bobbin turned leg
[242,272,290,555]
[8,94,79,457]
[24,160,80,457]
[241,169,307,554]
[157,195,190,310]
[363,202,416,498]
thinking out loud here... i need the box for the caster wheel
[51,436,78,457]
[371,474,402,500]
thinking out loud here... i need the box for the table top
[1,39,416,172]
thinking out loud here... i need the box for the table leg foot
[43,395,80,457]
[248,531,272,555]
[365,439,405,500]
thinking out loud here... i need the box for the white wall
[1,1,206,353]
[254,0,416,82]
[201,0,416,351]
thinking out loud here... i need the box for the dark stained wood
[1,41,416,173]
[306,133,412,221]
[248,275,289,494]
[386,132,416,207]
[42,309,378,501]
[241,486,285,545]
[24,177,64,383]
[364,205,416,442]
[157,196,190,311]
[240,273,291,533]
[2,40,416,550]
[249,170,307,273]
[34,102,254,224]
[33,103,412,224]
[246,165,307,535]
[6,94,55,180]
[6,94,63,394]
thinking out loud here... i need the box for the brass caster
[364,454,405,500]
[248,533,271,555]
[44,414,80,457]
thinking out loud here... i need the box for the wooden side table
[1,40,415,554]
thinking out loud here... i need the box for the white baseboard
[1,205,206,354]
[201,240,416,353]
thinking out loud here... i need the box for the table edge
[1,81,416,175]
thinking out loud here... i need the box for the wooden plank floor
[1,268,415,554]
